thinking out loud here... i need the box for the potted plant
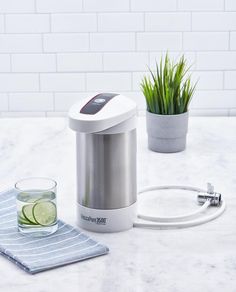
[141,54,196,153]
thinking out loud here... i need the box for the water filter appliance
[69,93,137,232]
[69,93,226,232]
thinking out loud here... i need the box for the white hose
[134,185,226,229]
[138,200,211,222]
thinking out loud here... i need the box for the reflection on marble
[0,117,236,292]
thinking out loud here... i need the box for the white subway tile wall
[0,0,235,117]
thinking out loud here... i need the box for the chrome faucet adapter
[197,183,222,206]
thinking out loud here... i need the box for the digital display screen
[80,93,118,115]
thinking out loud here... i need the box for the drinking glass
[15,177,58,237]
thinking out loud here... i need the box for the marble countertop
[0,117,236,292]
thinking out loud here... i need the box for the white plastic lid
[69,93,137,133]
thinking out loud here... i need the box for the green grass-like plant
[141,54,197,115]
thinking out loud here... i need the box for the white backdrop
[0,0,235,117]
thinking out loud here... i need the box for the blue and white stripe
[0,189,109,274]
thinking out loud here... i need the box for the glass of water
[15,177,58,237]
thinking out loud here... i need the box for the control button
[93,98,106,104]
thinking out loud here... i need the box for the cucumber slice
[22,204,38,224]
[18,218,31,225]
[18,213,36,225]
[32,201,57,226]
[34,197,50,203]
[34,192,55,203]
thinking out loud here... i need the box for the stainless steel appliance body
[76,129,137,210]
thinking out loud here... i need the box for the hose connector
[197,183,222,206]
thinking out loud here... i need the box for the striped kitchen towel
[0,189,109,274]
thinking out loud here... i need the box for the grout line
[53,92,55,111]
[84,73,87,91]
[195,51,198,70]
[134,32,137,51]
[55,53,58,72]
[0,110,234,118]
[101,52,104,71]
[88,32,91,51]
[34,0,37,12]
[96,12,99,32]
[38,74,41,92]
[1,10,236,15]
[41,34,44,53]
[0,50,236,55]
[9,54,13,72]
[143,12,146,31]
[49,13,52,33]
[131,72,134,91]
[176,0,179,10]
[3,14,6,33]
[223,70,225,89]
[148,51,151,67]
[1,30,236,34]
[0,89,235,94]
[7,93,10,111]
[190,11,192,31]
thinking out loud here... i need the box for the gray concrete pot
[146,111,189,153]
